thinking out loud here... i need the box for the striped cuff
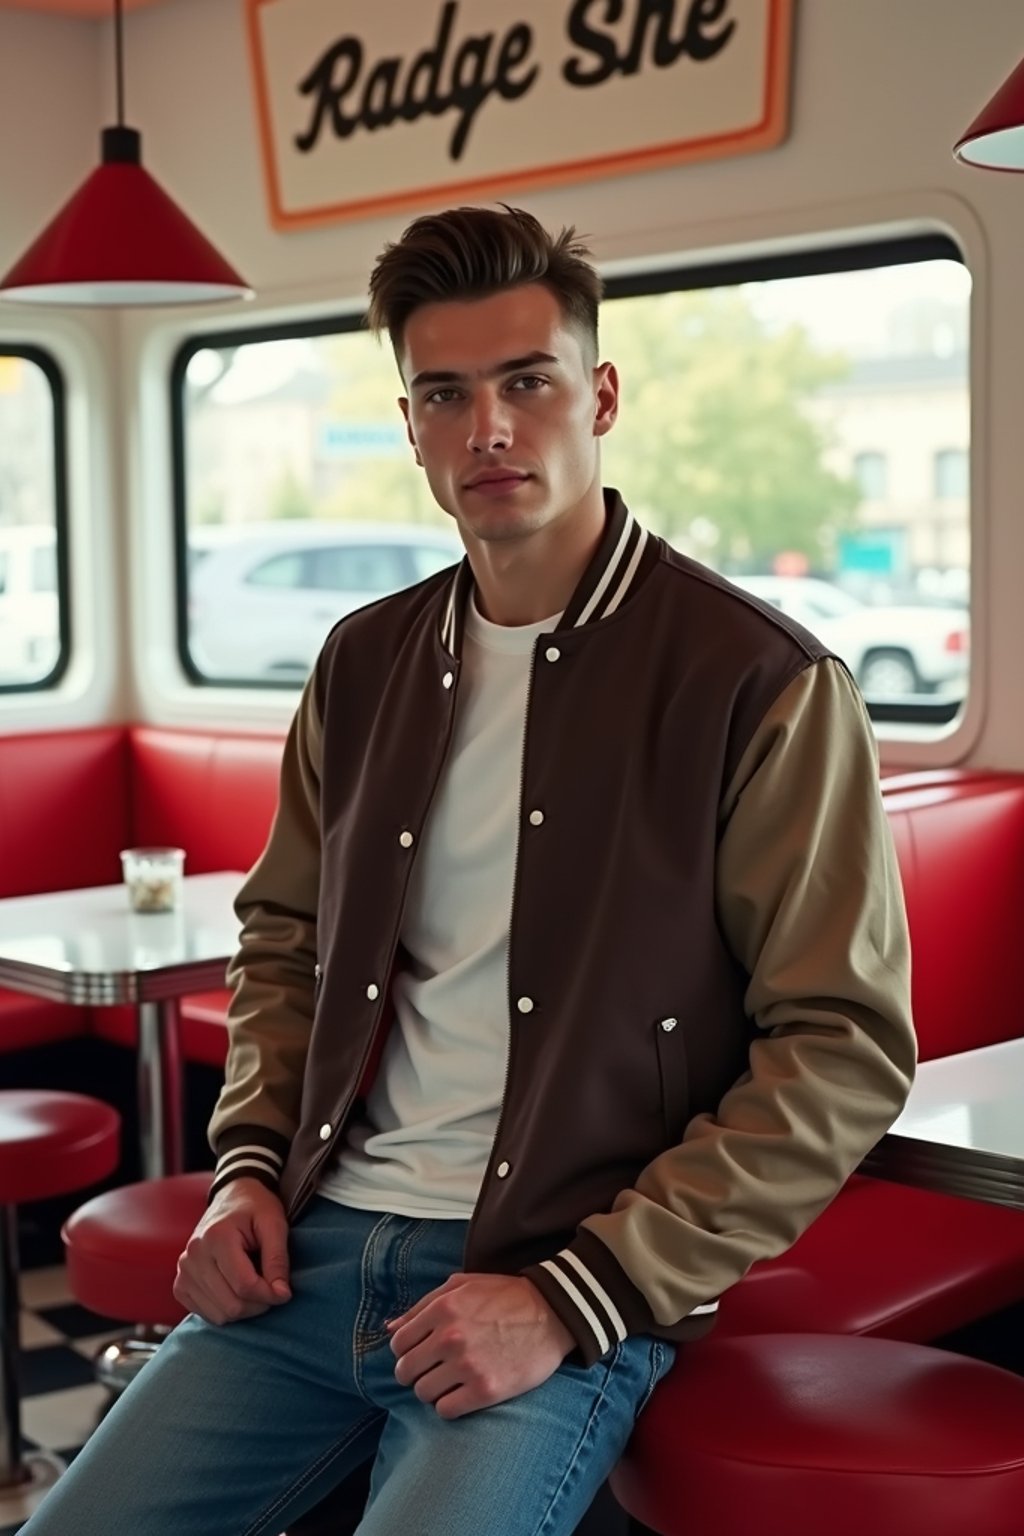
[523,1228,654,1366]
[209,1125,291,1203]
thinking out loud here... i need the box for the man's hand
[173,1178,292,1326]
[387,1272,575,1419]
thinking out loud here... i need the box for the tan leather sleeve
[577,657,916,1331]
[206,674,323,1187]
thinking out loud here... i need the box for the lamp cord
[114,0,125,127]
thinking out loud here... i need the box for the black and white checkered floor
[1,1261,120,1533]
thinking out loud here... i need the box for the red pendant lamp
[0,0,252,306]
[954,54,1024,170]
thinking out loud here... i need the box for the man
[24,206,914,1536]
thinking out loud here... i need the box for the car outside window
[310,544,409,593]
[245,552,307,589]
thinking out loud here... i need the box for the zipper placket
[464,637,539,1260]
[289,658,463,1218]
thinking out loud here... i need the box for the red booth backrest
[128,727,284,875]
[0,727,131,898]
[882,774,1024,1061]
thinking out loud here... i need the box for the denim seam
[532,1345,624,1536]
[353,1214,395,1379]
[634,1339,669,1419]
[240,1409,383,1536]
[394,1218,428,1318]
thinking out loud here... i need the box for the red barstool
[0,1091,120,1497]
[63,1171,211,1390]
[611,1332,1024,1536]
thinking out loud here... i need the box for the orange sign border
[246,0,795,232]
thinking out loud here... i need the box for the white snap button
[528,810,545,827]
[319,1123,332,1140]
[399,831,415,849]
[497,1161,511,1178]
[366,983,379,1001]
[545,647,561,663]
[517,997,535,1014]
[660,1017,678,1033]
[442,671,454,689]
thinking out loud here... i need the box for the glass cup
[120,847,185,914]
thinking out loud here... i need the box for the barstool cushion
[0,1091,120,1204]
[612,1333,1024,1536]
[63,1171,212,1326]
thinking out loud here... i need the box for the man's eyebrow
[408,351,561,391]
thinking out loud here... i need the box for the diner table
[860,1035,1024,1210]
[0,871,244,1179]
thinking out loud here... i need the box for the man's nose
[467,391,512,455]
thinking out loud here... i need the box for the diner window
[0,348,68,692]
[173,234,971,731]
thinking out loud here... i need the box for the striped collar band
[440,490,651,656]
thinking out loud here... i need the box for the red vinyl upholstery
[716,1175,1024,1342]
[0,727,131,1052]
[884,773,1024,1059]
[63,1170,212,1326]
[129,727,283,875]
[612,1334,1024,1536]
[0,1091,120,1204]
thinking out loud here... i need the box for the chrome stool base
[95,1325,173,1394]
[0,1450,64,1514]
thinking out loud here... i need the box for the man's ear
[593,363,619,439]
[399,397,424,467]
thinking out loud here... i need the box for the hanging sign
[246,0,794,231]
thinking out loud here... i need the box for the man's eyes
[423,376,549,405]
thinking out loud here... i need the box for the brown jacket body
[209,494,915,1364]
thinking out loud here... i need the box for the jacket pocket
[654,1015,689,1143]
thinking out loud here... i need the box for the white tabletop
[861,1036,1024,1209]
[0,872,244,1006]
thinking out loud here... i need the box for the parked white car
[729,575,969,698]
[187,520,463,682]
[0,523,60,684]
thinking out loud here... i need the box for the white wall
[2,0,1024,764]
[0,8,126,728]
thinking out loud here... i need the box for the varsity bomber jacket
[208,490,916,1366]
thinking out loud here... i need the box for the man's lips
[464,471,531,489]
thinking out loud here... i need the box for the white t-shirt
[318,595,560,1218]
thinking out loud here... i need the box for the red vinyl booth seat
[611,1334,1024,1536]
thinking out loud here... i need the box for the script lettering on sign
[295,3,539,162]
[247,0,793,228]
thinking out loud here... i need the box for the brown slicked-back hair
[367,205,602,366]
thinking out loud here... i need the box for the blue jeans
[23,1198,673,1536]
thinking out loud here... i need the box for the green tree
[600,289,858,568]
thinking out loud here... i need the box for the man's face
[398,283,617,547]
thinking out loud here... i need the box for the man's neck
[466,492,607,627]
